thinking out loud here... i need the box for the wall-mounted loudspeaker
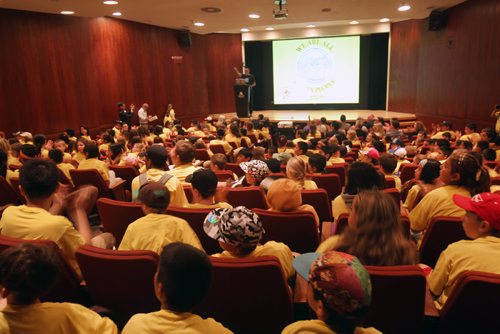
[428,10,447,31]
[177,30,192,47]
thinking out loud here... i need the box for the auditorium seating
[214,170,234,182]
[0,176,24,206]
[325,163,347,187]
[6,177,24,204]
[108,165,139,191]
[419,216,468,268]
[400,164,418,184]
[364,265,426,334]
[226,186,268,209]
[75,245,160,321]
[225,162,245,177]
[252,208,319,253]
[194,148,211,161]
[96,198,144,246]
[166,206,223,255]
[301,189,332,232]
[309,173,342,202]
[0,235,86,304]
[194,256,293,334]
[70,169,127,201]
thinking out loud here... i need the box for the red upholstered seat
[5,177,24,205]
[70,169,127,201]
[301,189,332,232]
[194,148,211,161]
[419,216,469,268]
[364,265,426,334]
[226,163,245,177]
[0,235,85,304]
[108,165,139,190]
[384,177,396,189]
[0,176,24,206]
[194,256,293,334]
[96,198,144,246]
[166,206,223,255]
[438,271,500,333]
[400,163,418,184]
[309,173,342,202]
[75,245,160,320]
[325,163,347,187]
[383,188,401,208]
[214,170,234,182]
[252,208,319,253]
[226,186,268,209]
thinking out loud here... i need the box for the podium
[233,84,251,118]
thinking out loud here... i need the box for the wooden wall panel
[388,0,500,130]
[0,9,242,135]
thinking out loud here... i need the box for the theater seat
[75,245,160,321]
[439,271,500,333]
[96,198,144,246]
[308,173,342,202]
[194,256,293,334]
[70,169,127,201]
[364,265,426,334]
[400,164,418,184]
[0,176,24,206]
[108,165,139,191]
[226,186,268,209]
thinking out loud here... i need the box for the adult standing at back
[118,102,133,127]
[233,66,256,115]
[138,103,150,127]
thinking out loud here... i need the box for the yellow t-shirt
[331,195,351,222]
[57,163,75,184]
[212,241,295,280]
[0,205,84,279]
[72,152,86,163]
[209,139,233,156]
[0,302,117,334]
[191,130,206,138]
[5,169,17,185]
[184,202,233,209]
[98,143,109,153]
[385,175,402,191]
[282,319,381,334]
[459,132,480,143]
[431,130,456,140]
[408,185,470,232]
[122,309,233,334]
[169,164,202,183]
[118,213,203,254]
[7,156,21,167]
[302,180,318,190]
[316,235,342,253]
[224,134,241,147]
[403,184,421,211]
[130,168,188,207]
[395,160,411,173]
[297,155,309,164]
[428,236,500,310]
[327,157,345,165]
[78,158,110,182]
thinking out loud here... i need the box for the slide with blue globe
[273,36,360,104]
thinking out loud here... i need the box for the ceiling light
[306,24,316,28]
[248,14,260,19]
[112,12,122,16]
[240,28,249,32]
[265,27,274,31]
[103,1,118,5]
[379,18,390,22]
[350,20,359,25]
[60,11,74,15]
[194,22,205,27]
[201,7,222,13]
[398,3,411,11]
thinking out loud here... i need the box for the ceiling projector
[273,8,288,20]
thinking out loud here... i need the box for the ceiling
[0,0,466,34]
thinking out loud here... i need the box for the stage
[211,109,416,123]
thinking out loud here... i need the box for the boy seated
[48,149,75,185]
[379,153,402,191]
[0,243,118,333]
[283,251,380,334]
[78,143,111,182]
[185,169,232,209]
[122,242,232,334]
[0,159,112,279]
[54,139,72,162]
[203,206,294,280]
[119,181,203,254]
[428,192,500,310]
[209,153,238,180]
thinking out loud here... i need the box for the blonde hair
[267,178,302,211]
[286,156,307,186]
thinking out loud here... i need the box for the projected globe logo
[296,47,334,86]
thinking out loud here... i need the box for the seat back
[334,213,350,235]
[166,206,223,255]
[109,165,139,190]
[226,186,268,209]
[228,141,238,150]
[0,235,84,304]
[183,185,194,203]
[57,169,73,186]
[214,170,234,182]
[194,256,293,334]
[309,174,342,202]
[400,164,418,184]
[252,208,319,253]
[194,149,211,161]
[0,176,24,206]
[75,245,160,319]
[384,177,396,189]
[301,189,332,223]
[96,198,144,246]
[70,169,110,198]
[209,144,226,155]
[6,177,24,204]
[383,188,401,208]
[226,163,245,177]
[248,134,258,144]
[491,176,500,186]
[439,271,500,333]
[419,216,468,267]
[364,265,426,334]
[325,163,347,187]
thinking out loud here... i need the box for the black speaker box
[428,10,447,31]
[177,30,192,47]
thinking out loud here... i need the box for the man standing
[118,102,133,127]
[138,103,149,127]
[234,66,256,114]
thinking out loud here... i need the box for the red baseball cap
[453,193,500,230]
